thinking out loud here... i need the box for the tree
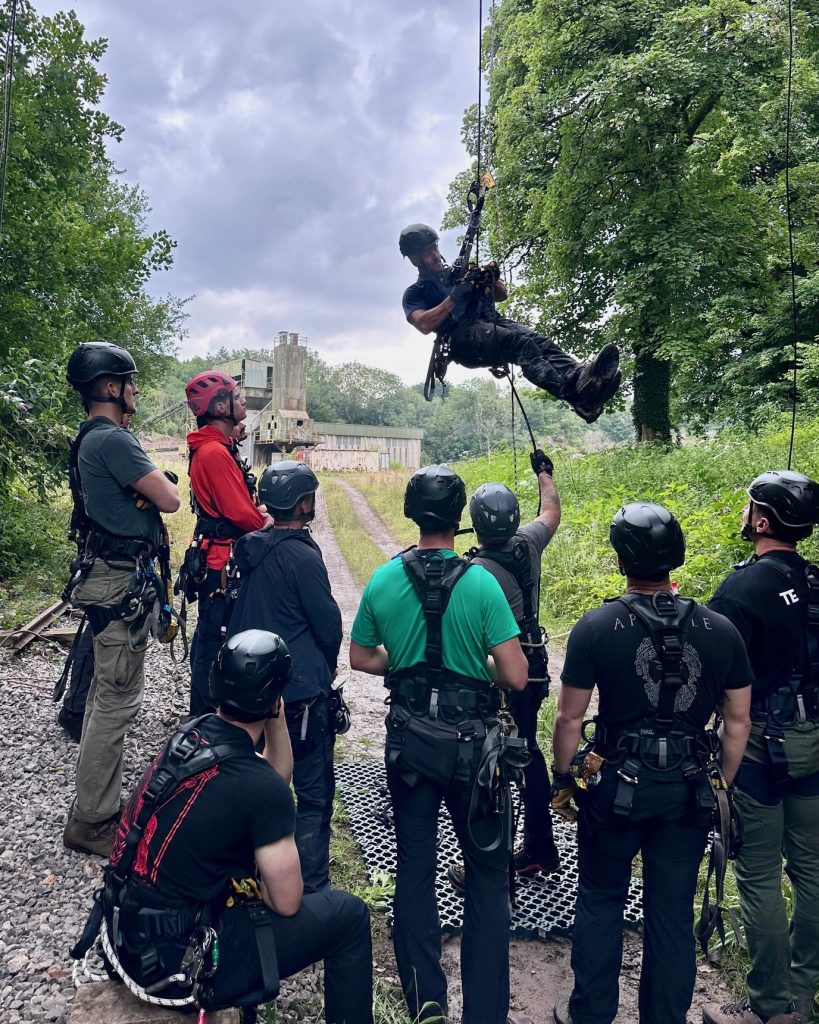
[461,0,819,441]
[0,4,185,497]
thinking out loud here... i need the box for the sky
[36,0,486,384]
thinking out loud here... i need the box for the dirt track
[320,480,732,1024]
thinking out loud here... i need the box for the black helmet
[470,483,520,542]
[258,460,319,514]
[747,470,819,529]
[67,341,137,392]
[404,465,466,529]
[209,629,292,721]
[610,502,685,577]
[399,223,439,258]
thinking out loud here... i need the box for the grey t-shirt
[77,418,162,549]
[470,520,552,621]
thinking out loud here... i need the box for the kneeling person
[74,630,372,1021]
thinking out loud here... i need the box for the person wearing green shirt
[350,465,529,1024]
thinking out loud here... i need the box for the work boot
[794,996,818,1024]
[447,859,466,893]
[553,996,574,1024]
[513,842,561,876]
[63,813,118,858]
[703,1000,794,1024]
[570,343,621,424]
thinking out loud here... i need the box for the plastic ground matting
[336,759,643,939]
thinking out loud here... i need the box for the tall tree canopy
[456,0,819,441]
[0,3,185,496]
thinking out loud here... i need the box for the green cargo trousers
[734,759,819,1020]
[72,560,147,824]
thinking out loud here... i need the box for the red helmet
[185,371,238,418]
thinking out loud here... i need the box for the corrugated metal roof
[313,422,424,439]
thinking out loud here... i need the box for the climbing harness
[385,549,528,851]
[71,716,277,1015]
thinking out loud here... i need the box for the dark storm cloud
[35,1,481,379]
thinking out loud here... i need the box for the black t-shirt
[112,717,296,904]
[562,595,752,732]
[709,550,813,701]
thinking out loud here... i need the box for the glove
[163,470,179,485]
[550,771,579,823]
[449,279,477,321]
[530,448,554,477]
[484,261,501,283]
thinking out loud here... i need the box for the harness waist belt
[594,723,711,770]
[88,529,156,561]
[387,672,499,716]
[752,684,819,726]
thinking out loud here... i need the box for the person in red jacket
[184,371,272,714]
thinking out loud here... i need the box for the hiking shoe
[513,843,561,875]
[447,859,466,893]
[63,813,118,858]
[571,344,621,423]
[553,996,574,1024]
[703,1000,794,1024]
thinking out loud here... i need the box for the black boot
[568,344,621,423]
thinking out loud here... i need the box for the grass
[321,478,390,588]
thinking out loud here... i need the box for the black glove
[484,261,501,283]
[163,470,179,485]
[449,279,476,321]
[530,448,554,477]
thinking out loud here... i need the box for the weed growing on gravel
[336,472,416,549]
[321,479,389,588]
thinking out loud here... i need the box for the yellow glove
[550,771,579,823]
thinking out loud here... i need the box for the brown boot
[63,813,118,857]
[703,1000,794,1024]
[571,344,621,423]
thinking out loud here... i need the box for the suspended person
[72,629,373,1022]
[63,342,180,857]
[399,224,621,423]
[229,461,343,893]
[449,449,562,892]
[183,371,272,715]
[350,465,531,1024]
[704,472,819,1024]
[551,503,752,1024]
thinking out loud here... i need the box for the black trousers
[451,317,580,399]
[508,681,556,856]
[569,770,710,1024]
[388,761,511,1024]
[286,695,336,892]
[190,570,235,716]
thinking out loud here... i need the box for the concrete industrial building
[215,332,422,471]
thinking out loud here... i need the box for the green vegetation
[449,0,819,442]
[337,473,417,551]
[321,479,389,588]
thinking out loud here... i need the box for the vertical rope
[784,0,798,470]
[510,368,518,496]
[476,0,483,264]
[0,0,20,240]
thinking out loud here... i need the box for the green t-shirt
[351,549,520,681]
[77,418,163,550]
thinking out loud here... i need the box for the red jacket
[187,426,265,570]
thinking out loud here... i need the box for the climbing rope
[0,0,19,239]
[784,0,799,470]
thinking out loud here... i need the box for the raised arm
[530,450,561,536]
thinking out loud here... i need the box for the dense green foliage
[0,4,185,502]
[449,0,819,441]
[456,416,819,633]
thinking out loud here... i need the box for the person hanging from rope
[399,223,621,422]
[182,371,273,716]
[448,449,562,893]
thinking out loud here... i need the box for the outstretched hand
[530,449,554,477]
